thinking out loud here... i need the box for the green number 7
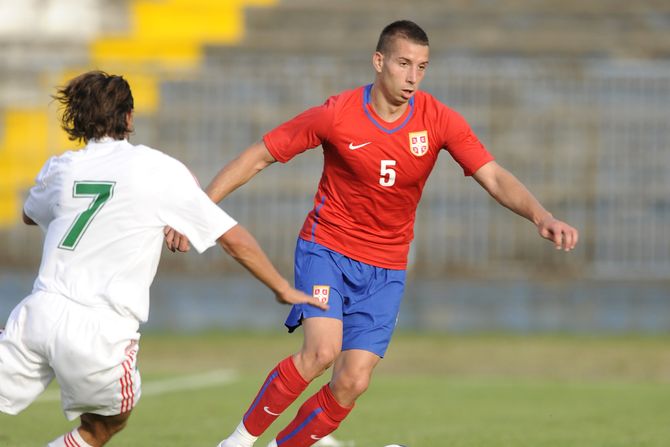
[59,181,116,250]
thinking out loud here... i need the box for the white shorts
[0,291,142,420]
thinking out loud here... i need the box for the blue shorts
[285,239,406,358]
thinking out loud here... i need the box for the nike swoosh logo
[310,435,322,440]
[349,142,371,150]
[263,406,281,416]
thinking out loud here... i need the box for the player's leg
[218,317,343,447]
[267,349,377,447]
[293,317,344,382]
[49,301,141,446]
[46,411,131,447]
[0,294,57,416]
[329,349,380,407]
[217,239,345,447]
[265,262,406,447]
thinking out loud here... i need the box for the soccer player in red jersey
[168,20,578,447]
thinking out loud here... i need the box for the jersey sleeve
[23,156,59,231]
[439,106,495,176]
[156,156,238,253]
[263,96,337,163]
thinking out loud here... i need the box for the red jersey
[264,85,494,269]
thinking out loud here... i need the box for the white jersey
[23,137,237,323]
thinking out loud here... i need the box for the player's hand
[536,214,579,251]
[164,226,191,253]
[276,287,329,311]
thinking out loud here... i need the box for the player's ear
[372,51,384,73]
[125,110,134,134]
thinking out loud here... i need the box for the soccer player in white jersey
[0,71,327,447]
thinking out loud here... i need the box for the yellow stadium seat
[0,0,278,227]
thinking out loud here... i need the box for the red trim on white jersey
[64,431,81,447]
[119,352,135,413]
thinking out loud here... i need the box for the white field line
[37,369,238,403]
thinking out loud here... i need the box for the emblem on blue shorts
[312,285,330,304]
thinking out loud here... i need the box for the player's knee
[336,373,370,398]
[80,411,130,444]
[107,415,129,435]
[299,346,340,375]
[313,345,340,369]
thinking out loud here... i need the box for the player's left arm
[472,161,579,251]
[217,224,328,310]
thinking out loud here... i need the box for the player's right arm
[205,99,334,204]
[165,142,275,252]
[206,140,276,203]
[166,99,333,252]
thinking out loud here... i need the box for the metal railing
[2,55,669,279]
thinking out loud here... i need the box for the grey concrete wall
[2,270,668,333]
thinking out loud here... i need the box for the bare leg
[267,349,379,447]
[329,349,380,407]
[79,411,131,446]
[292,317,344,381]
[218,318,344,447]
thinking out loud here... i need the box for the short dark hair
[375,20,429,55]
[54,70,134,143]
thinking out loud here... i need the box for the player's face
[374,37,430,106]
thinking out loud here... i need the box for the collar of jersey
[90,136,120,144]
[362,84,414,134]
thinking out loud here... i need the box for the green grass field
[1,331,669,447]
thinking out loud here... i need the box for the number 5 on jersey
[59,181,115,250]
[379,160,396,187]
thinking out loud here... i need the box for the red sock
[242,356,309,436]
[274,384,353,447]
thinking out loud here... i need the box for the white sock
[47,428,94,447]
[217,421,259,447]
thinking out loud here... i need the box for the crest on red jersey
[408,130,429,157]
[312,285,330,304]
